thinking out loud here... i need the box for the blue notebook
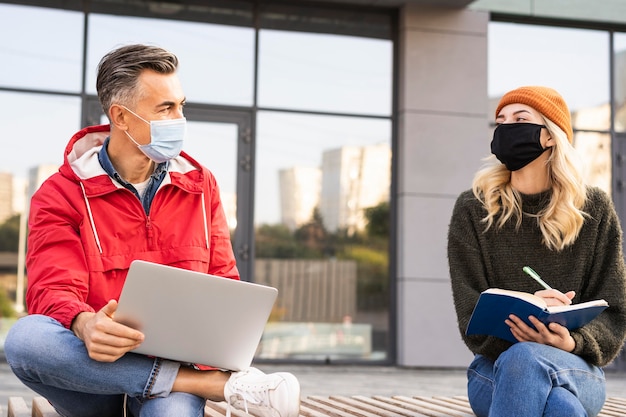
[465,288,608,344]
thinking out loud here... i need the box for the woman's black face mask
[490,123,548,171]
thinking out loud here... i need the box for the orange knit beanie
[495,86,573,143]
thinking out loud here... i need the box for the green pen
[522,266,552,290]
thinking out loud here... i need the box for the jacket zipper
[145,216,154,248]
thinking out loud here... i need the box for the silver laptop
[115,260,278,371]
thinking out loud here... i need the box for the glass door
[181,107,254,281]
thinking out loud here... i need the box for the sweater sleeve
[569,188,626,366]
[447,190,513,361]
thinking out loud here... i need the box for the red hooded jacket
[26,124,240,329]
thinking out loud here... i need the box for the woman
[447,86,626,416]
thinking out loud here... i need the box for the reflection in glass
[489,22,609,131]
[574,132,611,194]
[0,4,83,92]
[258,30,392,116]
[87,14,255,106]
[184,121,238,230]
[254,111,391,361]
[0,92,81,180]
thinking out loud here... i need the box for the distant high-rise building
[279,166,322,231]
[0,172,13,224]
[26,165,59,207]
[320,143,391,234]
[12,178,26,215]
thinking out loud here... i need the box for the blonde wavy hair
[472,117,587,251]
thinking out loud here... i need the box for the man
[4,44,300,417]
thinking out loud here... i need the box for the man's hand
[71,300,144,362]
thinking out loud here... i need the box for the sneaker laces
[225,368,272,417]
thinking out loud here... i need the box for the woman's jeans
[468,342,606,417]
[4,315,207,417]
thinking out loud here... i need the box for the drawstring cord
[201,192,209,249]
[80,182,103,254]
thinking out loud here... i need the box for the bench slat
[304,396,384,417]
[371,396,468,417]
[204,400,255,417]
[429,397,474,412]
[7,397,28,417]
[605,397,626,411]
[348,396,437,416]
[607,397,626,406]
[301,398,365,417]
[407,397,474,415]
[203,402,230,417]
[31,397,60,417]
[300,403,340,417]
[328,396,407,417]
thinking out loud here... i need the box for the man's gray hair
[96,44,179,119]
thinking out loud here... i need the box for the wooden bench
[6,395,626,417]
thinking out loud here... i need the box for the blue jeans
[4,315,207,417]
[467,342,606,417]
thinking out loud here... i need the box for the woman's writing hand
[535,289,576,307]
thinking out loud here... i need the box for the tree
[255,224,305,258]
[294,208,328,256]
[0,214,21,252]
[0,286,16,318]
[364,201,389,238]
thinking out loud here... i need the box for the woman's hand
[505,314,576,352]
[534,288,576,306]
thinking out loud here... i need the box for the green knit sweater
[448,186,626,366]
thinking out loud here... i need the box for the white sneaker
[224,367,300,417]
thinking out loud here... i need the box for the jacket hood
[59,124,205,186]
[59,124,110,181]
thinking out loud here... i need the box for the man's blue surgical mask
[122,106,186,163]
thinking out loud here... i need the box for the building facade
[2,0,626,368]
